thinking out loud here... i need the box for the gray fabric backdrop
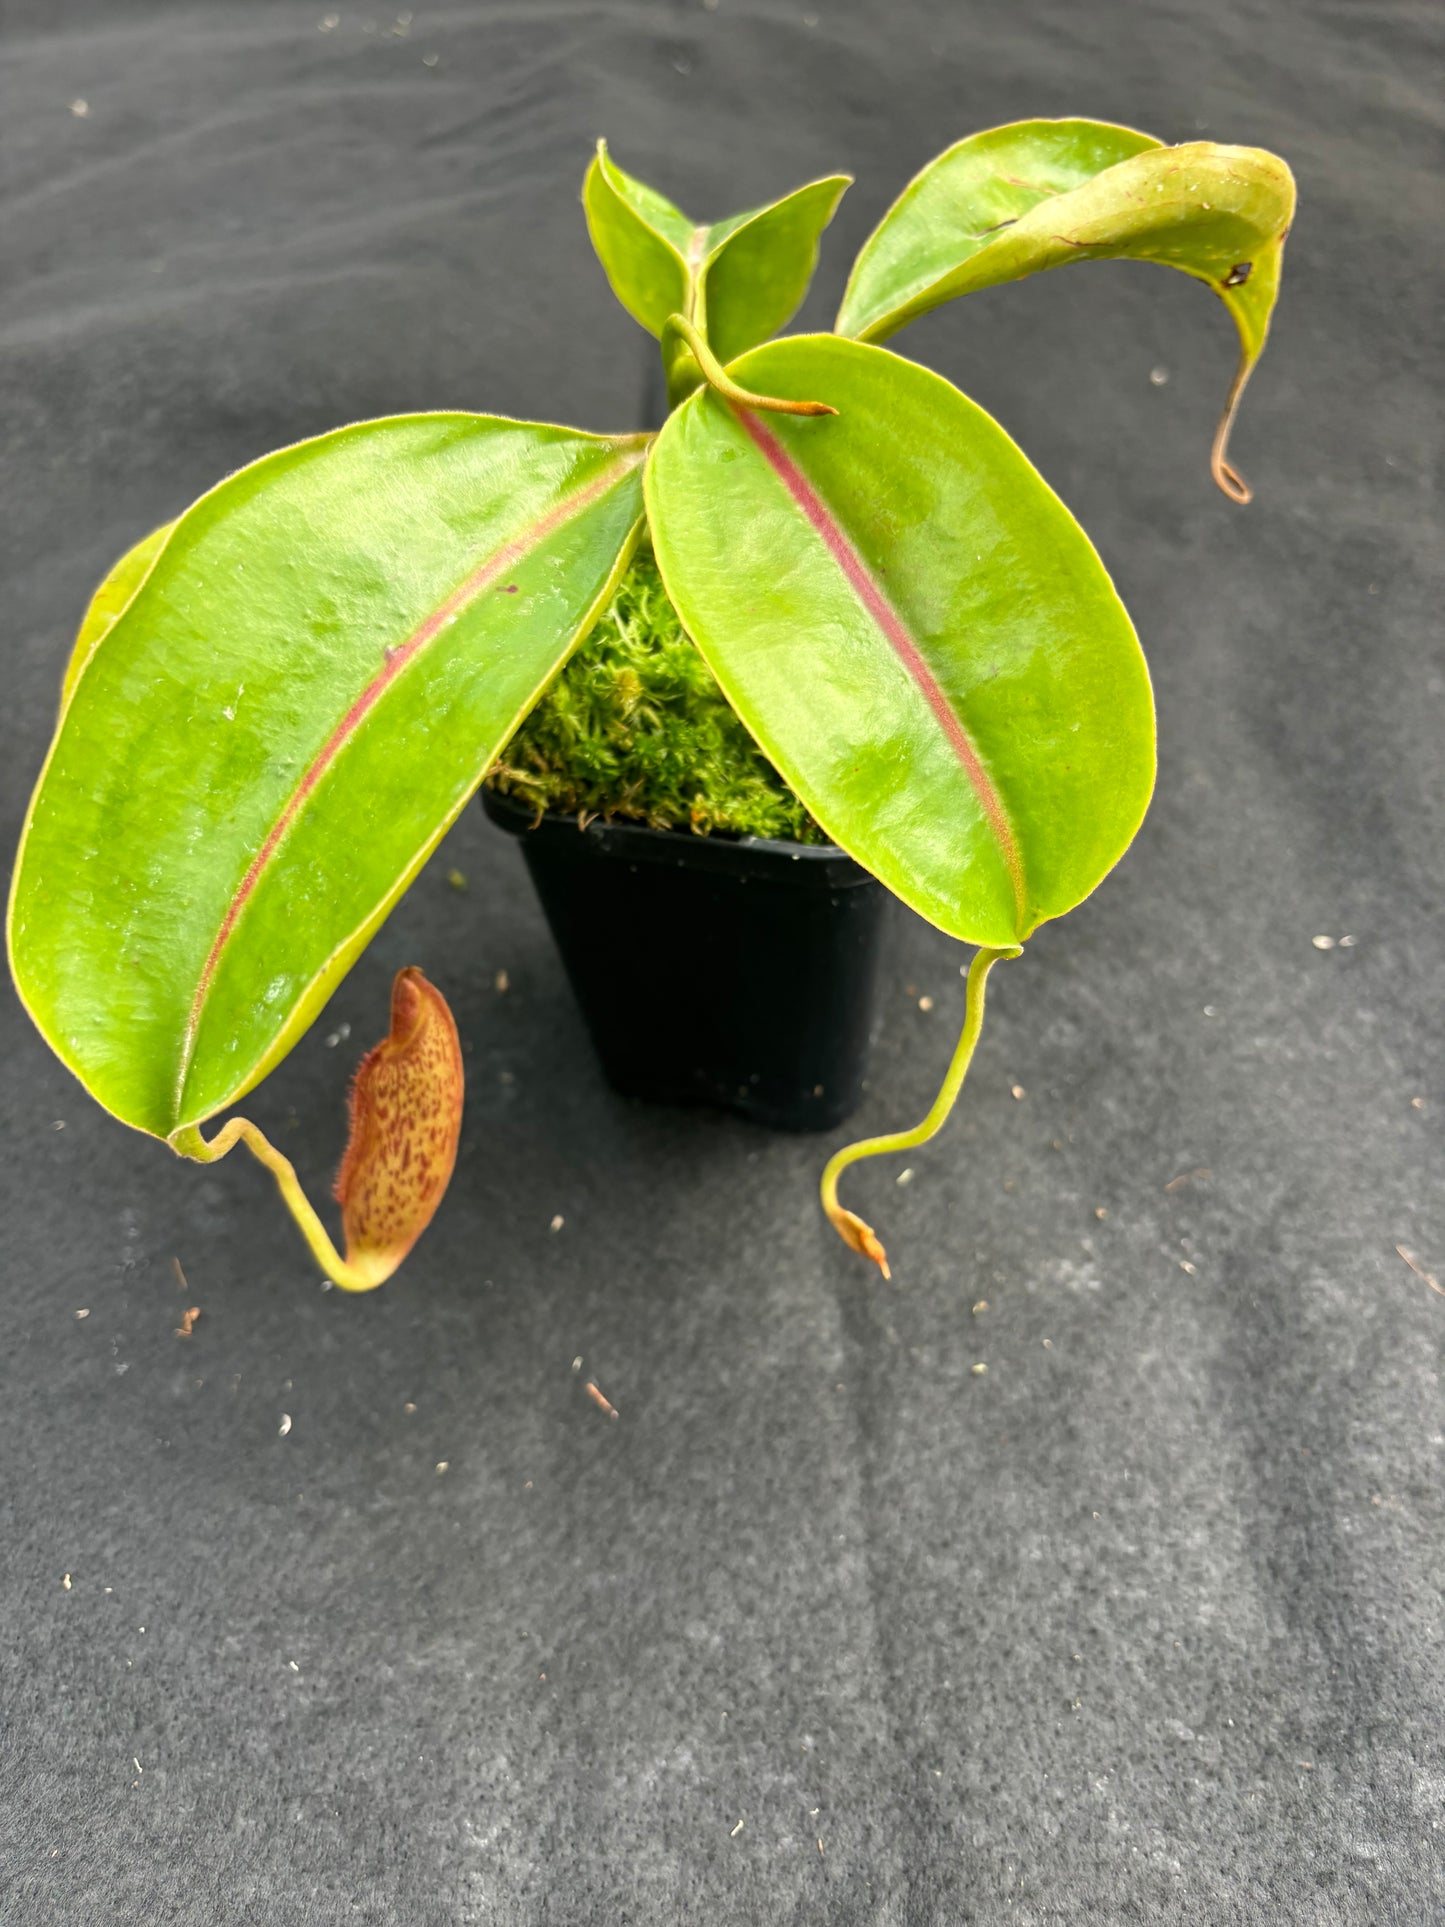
[2,1,1441,1920]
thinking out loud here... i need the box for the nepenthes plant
[8,121,1295,1291]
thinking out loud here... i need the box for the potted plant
[7,121,1294,1290]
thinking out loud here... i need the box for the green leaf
[583,142,848,362]
[63,520,175,710]
[10,414,646,1143]
[835,120,1296,500]
[644,335,1155,948]
[699,174,850,363]
[582,145,694,342]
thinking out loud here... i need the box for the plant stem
[661,313,837,418]
[173,1117,379,1292]
[820,943,1020,1277]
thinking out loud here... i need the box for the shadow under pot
[481,787,887,1132]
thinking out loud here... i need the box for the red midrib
[735,408,1026,925]
[178,446,643,1099]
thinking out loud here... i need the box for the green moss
[486,548,826,843]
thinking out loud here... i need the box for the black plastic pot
[482,787,887,1131]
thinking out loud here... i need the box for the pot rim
[481,783,879,889]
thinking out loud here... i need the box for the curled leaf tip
[1209,352,1256,505]
[334,967,465,1288]
[830,1206,891,1279]
[1211,457,1252,507]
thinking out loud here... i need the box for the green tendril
[821,944,1021,1277]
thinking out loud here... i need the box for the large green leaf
[645,335,1155,947]
[583,142,848,364]
[836,120,1296,499]
[10,415,646,1143]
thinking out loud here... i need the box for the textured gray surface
[2,1,1442,1921]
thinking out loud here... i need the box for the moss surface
[486,549,826,843]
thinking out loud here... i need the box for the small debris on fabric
[1396,1245,1444,1297]
[550,1214,564,1232]
[175,1307,200,1339]
[971,1362,988,1376]
[971,1299,988,1315]
[62,1573,72,1590]
[494,970,509,993]
[435,1460,450,1473]
[918,995,934,1011]
[1411,1097,1424,1110]
[1312,934,1336,950]
[731,1820,744,1837]
[1010,1084,1025,1100]
[1165,1167,1212,1192]
[53,1119,65,1130]
[585,1381,619,1420]
[319,13,339,27]
[171,1257,189,1292]
[1094,1206,1108,1219]
[571,1355,583,1373]
[1202,1005,1218,1017]
[324,1021,351,1047]
[404,1401,416,1414]
[278,1414,292,1436]
[446,868,467,891]
[1338,934,1356,947]
[895,1167,914,1186]
[422,51,439,65]
[74,1308,89,1320]
[70,99,89,117]
[1180,1260,1198,1276]
[817,1838,825,1855]
[1149,366,1169,385]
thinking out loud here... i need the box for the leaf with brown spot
[835,119,1297,501]
[334,968,464,1288]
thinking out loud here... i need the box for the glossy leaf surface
[583,143,848,362]
[335,967,464,1288]
[11,415,645,1141]
[646,335,1155,947]
[836,120,1296,498]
